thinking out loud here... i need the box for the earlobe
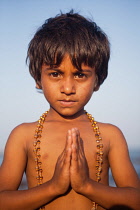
[36,82,42,90]
[35,83,43,93]
[93,76,99,91]
[94,85,100,92]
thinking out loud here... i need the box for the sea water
[0,148,140,189]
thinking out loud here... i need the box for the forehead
[43,54,95,72]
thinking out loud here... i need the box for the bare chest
[27,121,109,187]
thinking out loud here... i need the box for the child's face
[41,55,97,117]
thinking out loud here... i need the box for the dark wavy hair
[26,11,110,89]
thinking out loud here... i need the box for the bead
[97,157,103,162]
[36,128,42,132]
[96,164,102,170]
[33,147,40,153]
[96,144,100,149]
[40,117,45,121]
[34,134,42,138]
[97,144,103,149]
[34,136,38,139]
[37,154,41,158]
[41,206,45,209]
[34,157,39,162]
[96,171,101,176]
[93,126,99,130]
[38,182,42,185]
[91,202,98,210]
[34,134,38,139]
[35,166,40,170]
[97,151,100,155]
[99,151,103,155]
[36,176,43,180]
[33,149,37,153]
[33,141,37,146]
[91,207,96,210]
[96,139,100,143]
[96,131,100,135]
[37,124,43,128]
[98,166,102,172]
[96,175,101,180]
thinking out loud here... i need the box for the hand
[50,131,72,195]
[70,128,90,194]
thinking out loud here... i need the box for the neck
[46,107,87,122]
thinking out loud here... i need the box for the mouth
[59,100,77,107]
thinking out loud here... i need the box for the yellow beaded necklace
[33,111,103,210]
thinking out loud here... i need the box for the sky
[0,0,140,152]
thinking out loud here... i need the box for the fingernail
[72,128,75,133]
[68,129,72,135]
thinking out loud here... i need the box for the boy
[0,11,139,210]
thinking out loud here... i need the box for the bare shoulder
[9,121,37,140]
[3,121,38,156]
[11,121,37,133]
[97,121,123,134]
[97,122,126,148]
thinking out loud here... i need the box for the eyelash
[74,73,86,78]
[50,72,60,77]
[49,72,87,79]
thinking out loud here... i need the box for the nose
[60,77,76,95]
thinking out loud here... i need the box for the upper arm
[108,125,140,188]
[0,124,28,191]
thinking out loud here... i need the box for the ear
[35,82,42,90]
[94,85,100,91]
[93,76,100,91]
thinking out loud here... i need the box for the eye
[74,72,86,79]
[50,72,60,77]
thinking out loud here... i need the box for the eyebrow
[44,67,63,73]
[80,69,92,73]
[44,67,92,73]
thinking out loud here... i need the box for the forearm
[0,180,58,210]
[81,179,140,210]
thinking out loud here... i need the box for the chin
[56,107,85,118]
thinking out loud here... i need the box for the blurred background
[0,0,140,184]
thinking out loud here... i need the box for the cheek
[41,79,56,92]
[78,84,94,104]
[41,84,54,100]
[79,82,94,95]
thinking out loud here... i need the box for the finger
[66,129,72,151]
[74,128,84,157]
[58,130,72,162]
[72,127,85,159]
[75,128,81,149]
[63,132,72,164]
[71,128,78,163]
[71,128,79,150]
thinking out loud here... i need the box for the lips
[59,99,77,107]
